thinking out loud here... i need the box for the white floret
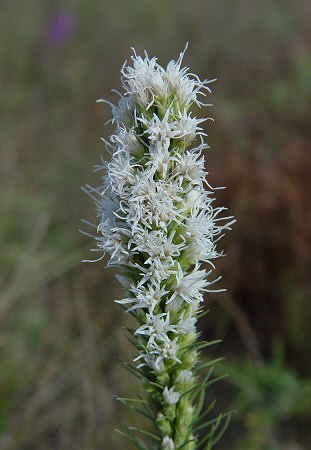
[163,386,180,405]
[162,436,175,450]
[135,312,178,347]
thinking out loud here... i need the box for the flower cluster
[83,46,234,450]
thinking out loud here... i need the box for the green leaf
[196,357,225,371]
[194,410,233,432]
[196,399,216,423]
[128,426,161,442]
[117,397,148,404]
[115,428,149,449]
[211,411,234,446]
[177,436,198,449]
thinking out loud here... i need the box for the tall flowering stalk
[82,46,234,449]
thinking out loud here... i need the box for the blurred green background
[1,1,311,449]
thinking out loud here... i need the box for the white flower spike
[82,45,234,450]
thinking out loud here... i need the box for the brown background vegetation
[1,1,311,449]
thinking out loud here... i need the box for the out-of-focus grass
[1,1,311,449]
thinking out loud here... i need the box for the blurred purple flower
[49,10,75,46]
